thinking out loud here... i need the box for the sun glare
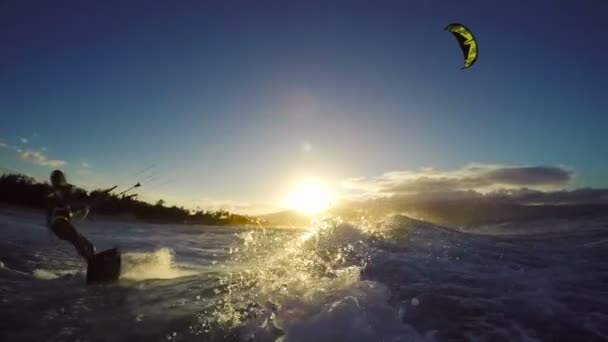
[286,180,333,214]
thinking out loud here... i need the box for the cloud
[343,164,573,197]
[337,165,605,225]
[20,137,28,144]
[484,166,571,185]
[19,150,67,168]
[381,176,491,194]
[486,187,608,205]
[81,161,92,168]
[0,140,18,150]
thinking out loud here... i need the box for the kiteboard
[86,248,121,284]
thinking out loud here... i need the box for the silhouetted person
[46,170,96,261]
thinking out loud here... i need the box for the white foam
[274,281,427,342]
[0,261,33,278]
[121,247,197,280]
[32,269,60,280]
[214,220,428,341]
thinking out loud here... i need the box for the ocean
[1,207,607,341]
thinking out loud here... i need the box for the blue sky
[1,1,607,213]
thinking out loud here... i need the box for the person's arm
[45,192,57,226]
[62,185,93,207]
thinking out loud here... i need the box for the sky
[1,0,607,214]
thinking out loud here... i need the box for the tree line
[0,173,260,226]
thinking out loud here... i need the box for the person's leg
[50,218,96,261]
[75,232,96,261]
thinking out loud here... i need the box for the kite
[445,23,478,69]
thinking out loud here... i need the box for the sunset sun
[286,180,334,214]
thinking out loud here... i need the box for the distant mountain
[259,188,608,228]
[330,197,608,227]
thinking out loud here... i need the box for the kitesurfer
[46,170,96,261]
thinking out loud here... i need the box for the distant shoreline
[0,202,265,228]
[0,173,265,227]
[0,203,313,231]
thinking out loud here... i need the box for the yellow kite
[445,23,478,69]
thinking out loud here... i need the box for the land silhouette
[0,173,259,226]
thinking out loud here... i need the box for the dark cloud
[338,165,604,226]
[366,165,573,195]
[487,188,608,205]
[484,166,571,186]
[382,188,608,207]
[381,176,490,193]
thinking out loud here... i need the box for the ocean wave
[2,208,607,341]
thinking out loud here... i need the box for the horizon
[1,1,607,215]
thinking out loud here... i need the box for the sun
[286,180,334,214]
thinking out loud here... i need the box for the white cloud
[81,161,92,168]
[19,150,67,168]
[20,137,28,144]
[0,140,18,150]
